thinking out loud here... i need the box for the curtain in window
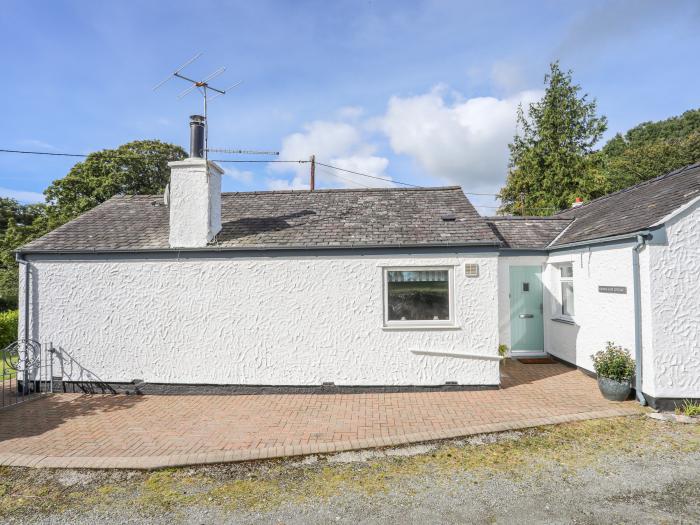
[387,270,448,283]
[387,270,450,321]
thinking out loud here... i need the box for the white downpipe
[632,235,648,406]
[15,253,29,343]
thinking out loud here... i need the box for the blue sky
[1,0,698,213]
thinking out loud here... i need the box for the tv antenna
[207,148,279,156]
[153,53,243,160]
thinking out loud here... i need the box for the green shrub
[0,309,18,349]
[675,399,700,417]
[591,342,635,382]
[498,344,509,358]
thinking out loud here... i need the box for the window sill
[551,317,576,325]
[382,324,462,331]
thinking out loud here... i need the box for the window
[384,268,453,326]
[560,264,574,317]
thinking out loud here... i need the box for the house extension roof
[550,163,700,246]
[485,217,572,249]
[19,186,500,253]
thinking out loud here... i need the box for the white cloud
[336,106,364,120]
[490,61,525,93]
[0,187,45,203]
[380,86,542,190]
[269,119,391,190]
[18,139,57,151]
[268,79,543,200]
[224,167,254,184]
[264,176,308,191]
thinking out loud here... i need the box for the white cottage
[16,136,700,409]
[487,164,700,409]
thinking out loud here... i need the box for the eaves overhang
[15,240,502,257]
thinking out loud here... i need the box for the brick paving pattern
[0,361,640,469]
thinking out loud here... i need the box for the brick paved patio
[0,361,641,469]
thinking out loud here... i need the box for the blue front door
[509,266,544,352]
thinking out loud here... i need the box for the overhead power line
[316,161,501,196]
[315,161,420,188]
[0,148,306,164]
[315,165,371,189]
[0,148,86,158]
[1,148,504,197]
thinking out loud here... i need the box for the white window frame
[558,263,575,320]
[383,266,455,328]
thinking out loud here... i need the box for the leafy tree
[0,198,45,231]
[599,109,700,190]
[42,140,186,228]
[604,108,700,152]
[0,139,186,311]
[0,219,27,310]
[499,62,608,215]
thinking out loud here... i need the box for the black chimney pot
[189,115,205,158]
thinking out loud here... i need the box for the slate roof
[550,163,700,246]
[485,217,572,249]
[19,186,500,252]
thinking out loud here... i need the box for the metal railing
[1,340,54,409]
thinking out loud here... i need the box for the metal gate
[1,340,54,409]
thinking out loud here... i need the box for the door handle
[519,313,534,319]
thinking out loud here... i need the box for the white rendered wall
[646,203,700,398]
[496,255,547,351]
[21,252,500,386]
[544,245,637,372]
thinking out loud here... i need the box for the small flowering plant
[591,342,635,382]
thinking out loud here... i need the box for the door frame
[508,265,545,356]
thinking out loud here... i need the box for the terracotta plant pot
[597,376,632,401]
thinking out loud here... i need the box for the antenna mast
[153,53,243,161]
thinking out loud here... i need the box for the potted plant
[591,342,635,401]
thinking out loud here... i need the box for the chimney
[189,115,205,158]
[571,197,583,208]
[167,116,223,248]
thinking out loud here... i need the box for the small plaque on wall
[599,286,627,294]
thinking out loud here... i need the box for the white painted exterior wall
[19,252,500,386]
[645,202,700,398]
[535,200,699,400]
[17,200,697,397]
[543,245,637,373]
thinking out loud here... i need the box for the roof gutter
[15,240,502,256]
[547,230,651,251]
[632,233,650,406]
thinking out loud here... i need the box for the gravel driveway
[1,415,698,524]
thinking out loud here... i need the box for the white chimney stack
[167,115,223,248]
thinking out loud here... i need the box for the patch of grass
[137,469,210,510]
[0,415,697,519]
[0,351,18,380]
[676,399,700,417]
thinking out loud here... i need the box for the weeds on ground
[0,416,697,519]
[676,399,700,417]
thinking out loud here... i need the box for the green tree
[0,139,186,310]
[42,139,186,228]
[498,62,608,215]
[0,219,27,310]
[0,198,45,231]
[599,109,700,190]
